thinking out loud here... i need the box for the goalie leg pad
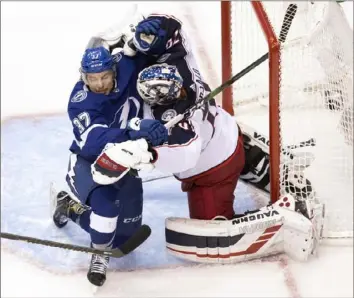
[165,195,316,263]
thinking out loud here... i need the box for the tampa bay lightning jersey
[68,52,153,162]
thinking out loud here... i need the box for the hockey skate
[87,253,110,287]
[52,190,89,228]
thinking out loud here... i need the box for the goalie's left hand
[133,18,166,53]
[92,139,155,185]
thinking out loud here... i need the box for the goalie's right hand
[91,139,154,185]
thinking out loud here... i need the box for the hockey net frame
[220,1,353,240]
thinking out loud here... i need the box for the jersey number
[166,30,180,50]
[73,112,91,134]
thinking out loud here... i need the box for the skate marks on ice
[1,115,266,274]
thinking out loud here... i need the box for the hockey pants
[66,154,143,249]
[180,131,245,220]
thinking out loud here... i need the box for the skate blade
[91,285,99,295]
[49,182,58,217]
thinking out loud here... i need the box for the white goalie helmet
[137,64,183,106]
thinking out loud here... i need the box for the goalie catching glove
[92,139,155,185]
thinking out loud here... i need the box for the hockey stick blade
[117,224,151,256]
[279,4,298,43]
[1,224,151,258]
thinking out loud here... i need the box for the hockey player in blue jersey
[51,13,220,287]
[53,12,250,287]
[51,44,169,286]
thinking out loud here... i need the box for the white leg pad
[165,195,317,263]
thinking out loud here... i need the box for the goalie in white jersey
[140,64,246,221]
[92,63,325,264]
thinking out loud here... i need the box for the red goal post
[220,1,353,239]
[221,1,281,203]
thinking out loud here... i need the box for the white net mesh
[230,1,353,238]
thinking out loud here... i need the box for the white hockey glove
[87,8,143,55]
[92,139,155,185]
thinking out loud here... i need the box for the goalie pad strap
[166,223,282,260]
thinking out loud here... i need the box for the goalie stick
[0,224,151,258]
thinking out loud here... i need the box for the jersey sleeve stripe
[155,135,199,149]
[77,124,108,149]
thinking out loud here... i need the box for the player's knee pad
[90,212,119,234]
[89,211,119,247]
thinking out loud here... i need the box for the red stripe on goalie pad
[257,233,275,241]
[167,224,283,259]
[264,225,282,233]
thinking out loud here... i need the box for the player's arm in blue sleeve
[68,83,130,161]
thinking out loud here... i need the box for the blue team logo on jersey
[71,90,87,103]
[112,53,122,63]
[161,109,177,122]
[157,53,171,63]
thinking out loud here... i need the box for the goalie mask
[137,64,183,106]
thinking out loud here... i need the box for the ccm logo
[123,214,142,223]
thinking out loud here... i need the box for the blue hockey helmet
[80,46,114,74]
[137,64,183,106]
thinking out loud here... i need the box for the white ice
[1,2,353,297]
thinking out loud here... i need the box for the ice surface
[1,1,353,297]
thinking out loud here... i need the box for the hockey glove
[92,139,155,185]
[133,18,166,53]
[127,117,168,146]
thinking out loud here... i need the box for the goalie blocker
[165,194,324,263]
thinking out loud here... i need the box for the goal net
[221,1,353,240]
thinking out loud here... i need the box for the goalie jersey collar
[151,99,193,124]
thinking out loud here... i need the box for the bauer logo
[161,109,177,122]
[71,90,87,103]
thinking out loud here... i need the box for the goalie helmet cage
[221,1,353,240]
